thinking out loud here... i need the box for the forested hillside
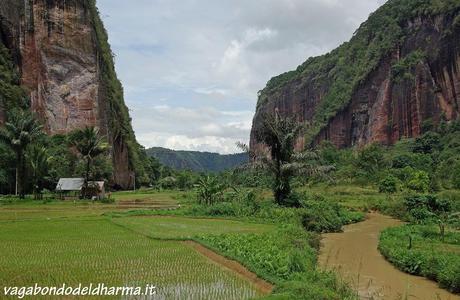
[146,147,248,172]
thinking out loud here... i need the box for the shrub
[378,175,399,194]
[404,194,435,222]
[354,143,387,182]
[406,170,430,193]
[413,132,441,154]
[158,176,177,189]
[299,195,364,233]
[403,194,456,240]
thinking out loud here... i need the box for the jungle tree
[241,111,333,206]
[27,145,51,199]
[0,110,43,198]
[68,126,109,196]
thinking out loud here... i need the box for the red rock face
[0,0,134,189]
[251,14,460,150]
[20,0,99,134]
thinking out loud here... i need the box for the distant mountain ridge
[146,147,248,172]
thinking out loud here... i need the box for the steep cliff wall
[0,0,139,188]
[251,0,460,150]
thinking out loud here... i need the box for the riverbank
[318,213,460,300]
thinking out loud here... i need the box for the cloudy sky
[97,0,387,154]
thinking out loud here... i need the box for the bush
[406,170,430,193]
[413,132,441,154]
[158,176,177,189]
[378,175,399,194]
[300,195,364,233]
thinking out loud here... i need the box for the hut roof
[56,178,85,191]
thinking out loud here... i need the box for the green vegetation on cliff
[257,0,460,142]
[87,0,148,181]
[0,41,26,112]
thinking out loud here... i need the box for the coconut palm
[68,126,109,196]
[0,110,43,198]
[241,111,333,206]
[27,145,51,199]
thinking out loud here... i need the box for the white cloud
[97,0,387,153]
[137,133,242,154]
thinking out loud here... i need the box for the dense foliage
[311,121,460,191]
[0,110,43,197]
[0,41,26,112]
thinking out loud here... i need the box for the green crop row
[197,226,356,300]
[0,218,262,299]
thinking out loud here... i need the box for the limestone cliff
[0,0,138,188]
[250,0,460,150]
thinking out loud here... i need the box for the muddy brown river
[318,213,460,300]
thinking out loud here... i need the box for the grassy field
[4,186,457,299]
[0,191,273,299]
[0,190,181,221]
[112,216,274,239]
[0,218,263,299]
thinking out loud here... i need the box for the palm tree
[68,126,108,197]
[27,145,51,199]
[242,111,333,206]
[0,110,43,198]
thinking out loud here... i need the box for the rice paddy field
[0,192,273,299]
[112,216,273,240]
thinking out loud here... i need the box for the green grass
[0,201,115,221]
[0,190,181,221]
[0,218,264,299]
[379,224,460,293]
[0,192,275,299]
[111,216,275,240]
[307,185,390,209]
[111,189,182,203]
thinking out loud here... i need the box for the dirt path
[318,213,460,300]
[184,241,273,295]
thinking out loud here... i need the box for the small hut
[56,178,106,200]
[56,178,85,200]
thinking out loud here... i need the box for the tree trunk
[439,223,445,242]
[16,150,25,199]
[84,157,91,198]
[15,166,18,196]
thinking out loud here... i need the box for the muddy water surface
[318,213,460,300]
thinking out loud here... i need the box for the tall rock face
[251,0,460,150]
[0,0,138,188]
